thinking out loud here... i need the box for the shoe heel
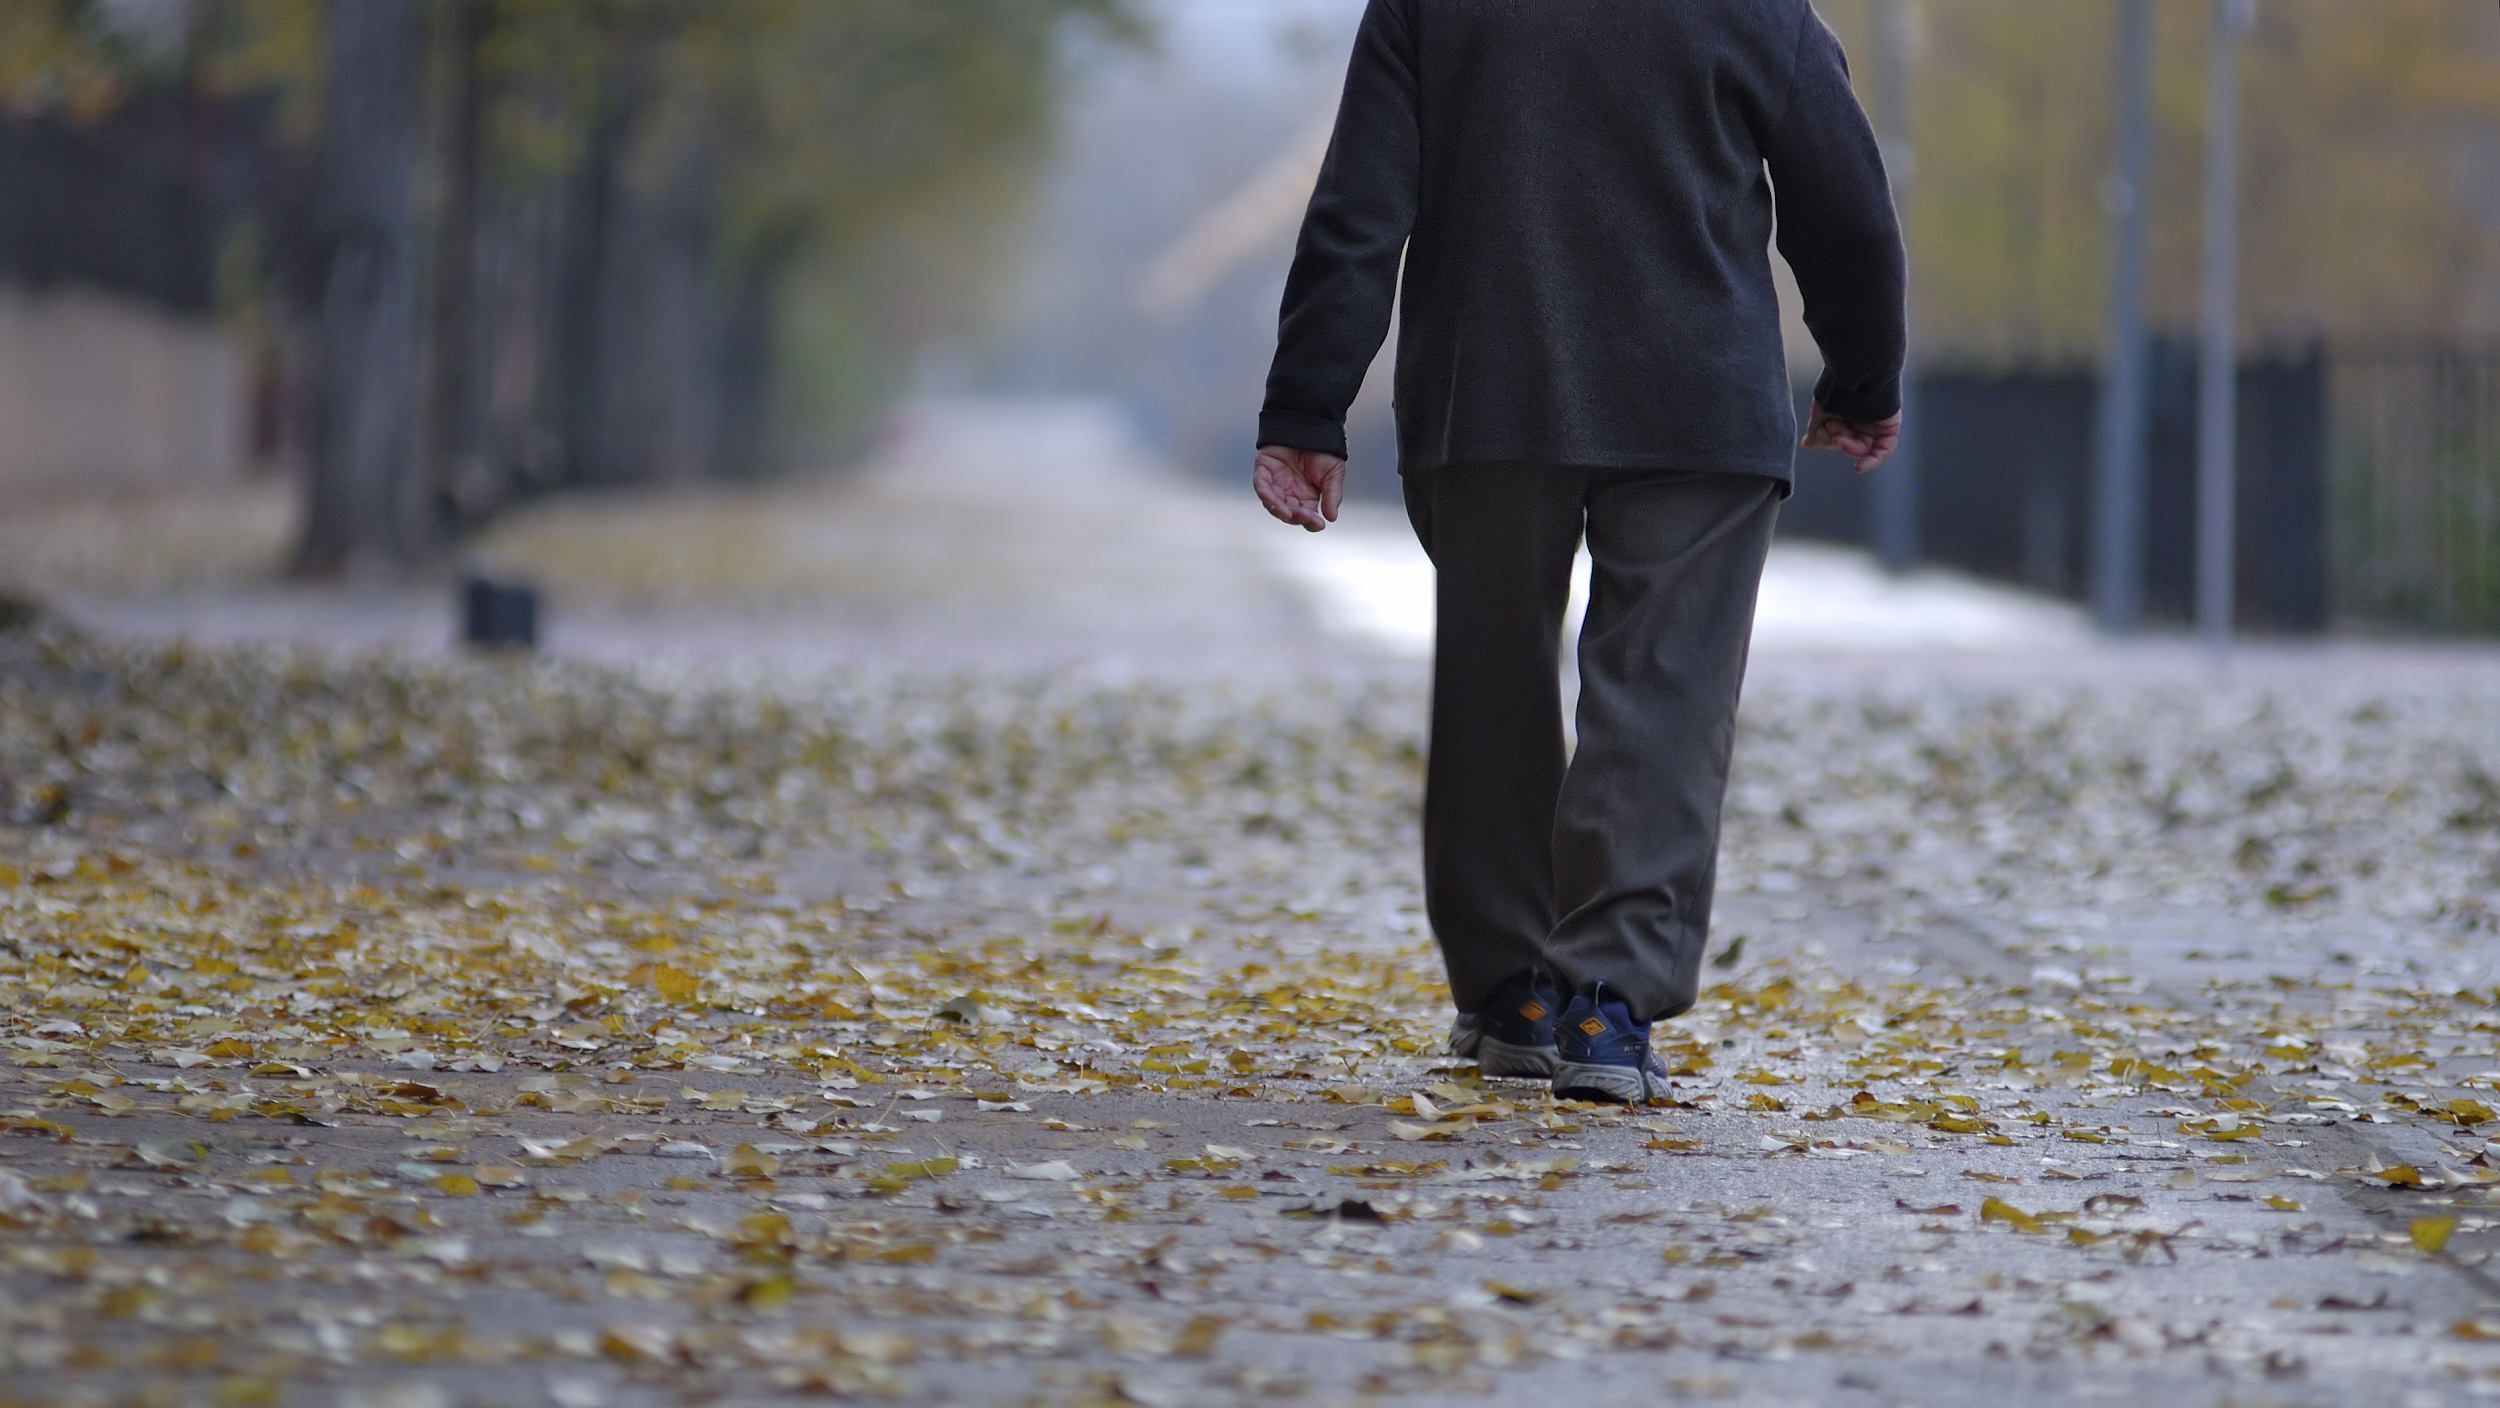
[1552,1061,1648,1105]
[1476,1036,1558,1079]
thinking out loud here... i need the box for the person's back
[1253,0,1903,1106]
[1261,0,1902,482]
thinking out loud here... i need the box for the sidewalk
[5,400,2500,1406]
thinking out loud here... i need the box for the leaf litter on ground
[3,629,2500,1396]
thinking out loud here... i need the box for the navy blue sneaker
[1445,969,1560,1078]
[1552,981,1658,1104]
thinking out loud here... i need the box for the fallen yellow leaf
[2413,1214,2459,1253]
[651,963,701,1003]
[1979,1196,2045,1233]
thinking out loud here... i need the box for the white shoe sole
[1476,1036,1559,1079]
[1552,1061,1649,1104]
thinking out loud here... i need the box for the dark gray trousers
[1402,464,1779,1023]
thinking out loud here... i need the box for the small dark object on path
[1711,935,1748,970]
[0,593,41,631]
[8,780,72,826]
[1282,1199,1385,1223]
[462,575,538,650]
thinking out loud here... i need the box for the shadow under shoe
[1552,981,1658,1104]
[1444,969,1560,1079]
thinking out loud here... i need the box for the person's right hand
[1801,402,1902,474]
[1252,445,1346,532]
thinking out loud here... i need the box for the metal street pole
[2090,0,2153,633]
[1869,0,1920,575]
[2196,0,2254,661]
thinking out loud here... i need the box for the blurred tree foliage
[0,0,1137,569]
[1821,0,2500,363]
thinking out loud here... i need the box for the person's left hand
[1801,402,1903,475]
[1253,445,1346,531]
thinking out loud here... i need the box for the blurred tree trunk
[713,255,779,480]
[294,0,428,576]
[545,41,650,489]
[426,0,495,523]
[645,139,723,484]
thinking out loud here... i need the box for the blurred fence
[1785,343,2351,635]
[2329,345,2500,635]
[2141,342,2328,634]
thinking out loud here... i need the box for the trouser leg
[1403,463,1588,1014]
[1546,471,1780,1022]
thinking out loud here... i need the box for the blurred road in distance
[15,396,2216,686]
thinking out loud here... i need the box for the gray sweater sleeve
[1256,0,1417,459]
[1762,12,1908,423]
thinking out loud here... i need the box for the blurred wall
[0,287,244,490]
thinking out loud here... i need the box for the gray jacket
[1259,0,1906,484]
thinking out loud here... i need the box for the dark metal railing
[2329,345,2500,634]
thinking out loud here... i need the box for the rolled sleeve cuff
[1812,370,1902,424]
[1256,408,1348,459]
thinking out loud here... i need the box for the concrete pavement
[4,399,2500,1406]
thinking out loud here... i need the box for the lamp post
[2197,0,2255,660]
[2090,0,2153,633]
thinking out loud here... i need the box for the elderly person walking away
[1253,0,1905,1103]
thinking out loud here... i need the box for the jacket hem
[1400,453,1798,485]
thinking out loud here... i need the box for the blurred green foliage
[1,0,1142,472]
[1819,0,2500,361]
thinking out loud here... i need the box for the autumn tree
[0,0,1137,572]
[1815,0,2500,362]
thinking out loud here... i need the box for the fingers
[1850,425,1901,475]
[1800,400,1833,451]
[1251,452,1286,520]
[1814,426,1873,459]
[1257,485,1314,528]
[1803,405,1905,473]
[1252,453,1312,527]
[1802,420,1863,456]
[1854,415,1904,474]
[1252,447,1344,531]
[1289,491,1325,530]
